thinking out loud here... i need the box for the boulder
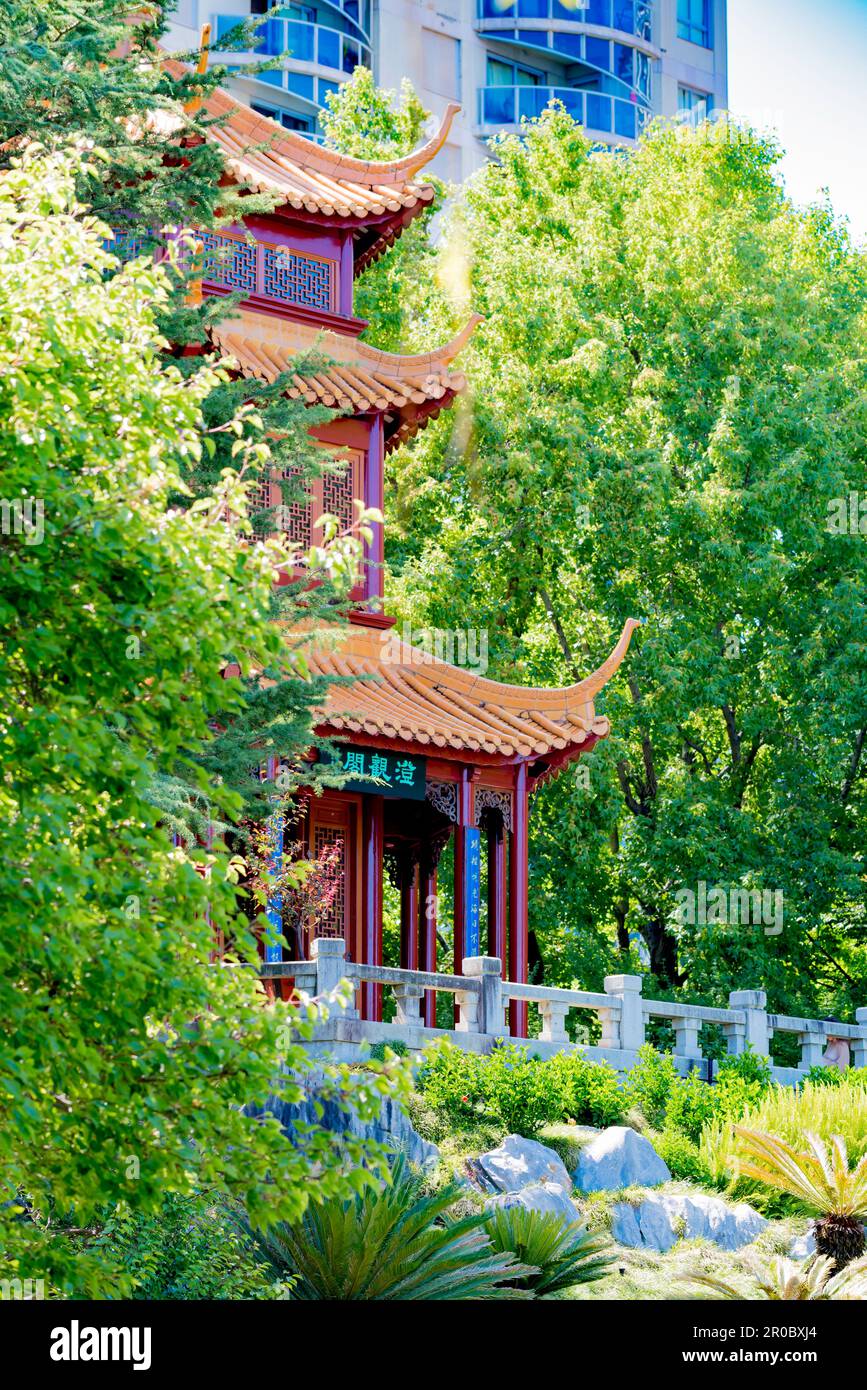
[259,1073,440,1170]
[575,1126,671,1193]
[488,1184,582,1224]
[471,1135,573,1196]
[612,1192,768,1253]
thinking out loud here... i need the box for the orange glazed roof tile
[301,619,640,762]
[161,59,454,268]
[211,309,482,451]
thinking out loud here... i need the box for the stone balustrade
[263,938,867,1083]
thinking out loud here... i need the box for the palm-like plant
[252,1155,536,1299]
[734,1126,867,1268]
[683,1254,867,1301]
[484,1205,615,1297]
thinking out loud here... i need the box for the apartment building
[165,0,728,181]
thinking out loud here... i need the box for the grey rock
[789,1231,816,1260]
[575,1126,671,1192]
[256,1072,440,1169]
[488,1183,582,1223]
[611,1192,767,1253]
[474,1134,573,1196]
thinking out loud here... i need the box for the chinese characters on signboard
[463,826,481,957]
[331,745,427,801]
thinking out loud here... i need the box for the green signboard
[327,744,427,801]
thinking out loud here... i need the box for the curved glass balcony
[215,16,371,72]
[215,3,371,51]
[478,84,648,140]
[478,0,651,41]
[477,0,653,110]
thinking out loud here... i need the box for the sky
[727,0,867,243]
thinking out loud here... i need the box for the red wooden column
[399,858,419,971]
[360,794,384,1021]
[364,416,385,606]
[508,763,529,1037]
[487,813,507,969]
[419,852,439,1028]
[452,768,474,1024]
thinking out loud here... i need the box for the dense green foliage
[0,146,407,1295]
[87,1193,280,1300]
[417,1041,626,1136]
[343,97,867,1015]
[484,1206,614,1297]
[252,1154,534,1300]
[702,1076,867,1200]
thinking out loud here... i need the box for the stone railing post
[311,936,355,1018]
[461,956,506,1037]
[798,1025,826,1070]
[854,1009,867,1069]
[672,1013,701,1058]
[727,990,769,1057]
[538,1000,570,1045]
[602,975,644,1052]
[393,983,424,1027]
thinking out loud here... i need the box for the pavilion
[176,64,638,1035]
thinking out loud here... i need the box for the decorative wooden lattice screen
[307,801,352,947]
[250,448,363,558]
[202,230,336,312]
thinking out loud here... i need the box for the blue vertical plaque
[463,827,481,958]
[264,811,284,964]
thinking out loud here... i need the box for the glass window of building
[677,85,710,123]
[677,0,711,47]
[486,56,542,85]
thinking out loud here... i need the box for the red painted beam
[452,767,474,1025]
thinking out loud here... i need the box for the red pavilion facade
[180,67,637,1036]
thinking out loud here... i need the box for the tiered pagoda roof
[163,58,457,272]
[304,619,640,771]
[211,311,481,452]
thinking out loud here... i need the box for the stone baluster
[798,1026,826,1070]
[602,975,644,1053]
[672,1013,701,1058]
[538,1000,570,1045]
[462,956,508,1037]
[393,983,424,1027]
[311,936,356,1019]
[727,989,769,1057]
[854,1010,867,1070]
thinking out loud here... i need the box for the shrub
[416,1041,487,1127]
[484,1206,614,1297]
[664,1068,717,1144]
[625,1045,679,1128]
[734,1127,867,1267]
[91,1193,277,1300]
[548,1052,627,1127]
[252,1154,534,1299]
[805,1065,846,1088]
[683,1253,867,1301]
[652,1128,713,1185]
[481,1044,567,1137]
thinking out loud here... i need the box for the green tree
[374,109,867,1013]
[0,146,406,1297]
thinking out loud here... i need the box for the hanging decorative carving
[419,827,451,878]
[425,780,458,823]
[475,787,513,832]
[383,843,419,891]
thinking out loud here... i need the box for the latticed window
[310,823,346,940]
[105,229,148,261]
[249,449,362,560]
[200,230,336,311]
[262,245,334,312]
[200,230,258,295]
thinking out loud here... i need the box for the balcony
[214,14,371,73]
[477,0,652,40]
[477,84,647,140]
